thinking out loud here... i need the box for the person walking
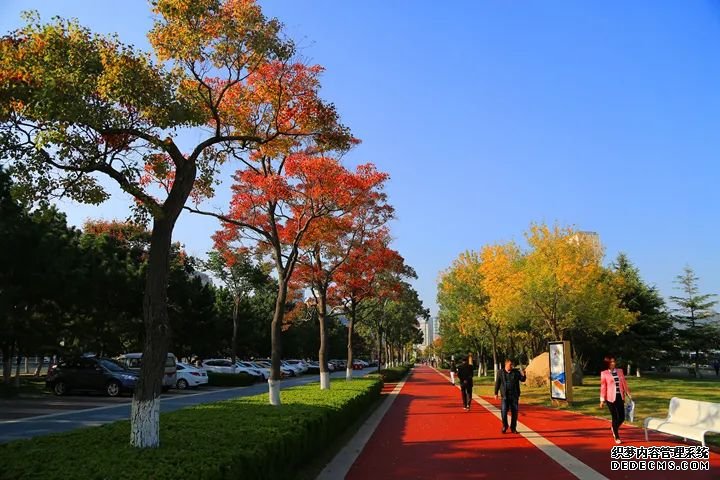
[494,359,526,433]
[457,356,475,410]
[600,355,631,444]
[449,356,457,385]
[713,359,720,377]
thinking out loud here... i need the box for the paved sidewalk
[342,366,719,480]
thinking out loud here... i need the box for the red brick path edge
[344,366,720,480]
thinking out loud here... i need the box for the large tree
[331,231,406,380]
[210,156,379,403]
[480,224,635,342]
[438,251,502,379]
[0,0,348,446]
[670,266,718,378]
[294,182,392,389]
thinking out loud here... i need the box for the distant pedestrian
[494,359,526,434]
[713,359,720,377]
[600,355,631,444]
[457,356,475,410]
[449,356,457,385]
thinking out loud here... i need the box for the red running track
[347,366,575,480]
[346,366,720,480]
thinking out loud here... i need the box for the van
[115,352,177,391]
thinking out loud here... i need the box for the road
[0,368,374,444]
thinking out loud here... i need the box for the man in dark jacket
[494,359,526,433]
[457,356,474,410]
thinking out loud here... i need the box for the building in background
[432,316,440,343]
[417,317,433,347]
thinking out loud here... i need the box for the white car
[281,360,303,376]
[201,359,238,374]
[175,363,208,389]
[238,361,270,379]
[254,360,293,378]
[285,360,309,374]
[235,362,267,380]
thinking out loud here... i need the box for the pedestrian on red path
[494,359,526,433]
[600,355,630,445]
[449,356,457,385]
[457,356,475,410]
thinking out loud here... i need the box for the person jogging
[457,356,475,410]
[494,359,526,433]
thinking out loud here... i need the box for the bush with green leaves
[377,364,412,382]
[0,377,382,480]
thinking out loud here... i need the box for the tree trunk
[346,302,355,381]
[34,356,44,377]
[130,217,174,448]
[636,361,641,377]
[2,344,11,384]
[14,351,21,387]
[317,289,330,390]
[269,279,288,406]
[377,327,383,373]
[231,294,240,364]
[491,337,498,383]
[695,348,701,378]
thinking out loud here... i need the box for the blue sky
[2,1,719,316]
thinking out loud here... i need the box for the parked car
[352,360,365,370]
[201,359,238,374]
[253,360,292,378]
[175,363,208,389]
[329,359,347,371]
[233,362,265,381]
[305,361,336,373]
[281,360,302,376]
[46,357,138,397]
[306,361,320,374]
[285,359,309,374]
[237,361,269,380]
[115,352,177,391]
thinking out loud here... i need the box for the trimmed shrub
[377,364,412,382]
[206,371,256,386]
[0,377,382,480]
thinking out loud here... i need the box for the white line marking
[432,368,609,480]
[316,372,410,480]
[0,386,252,425]
[0,370,373,426]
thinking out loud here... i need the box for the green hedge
[0,377,382,480]
[206,371,257,387]
[377,364,412,382]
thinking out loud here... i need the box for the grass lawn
[0,375,48,397]
[0,377,382,480]
[472,372,720,444]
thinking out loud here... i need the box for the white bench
[644,397,720,447]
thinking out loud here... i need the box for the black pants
[501,396,519,430]
[460,380,473,407]
[607,397,625,439]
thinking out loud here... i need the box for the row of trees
[0,169,423,379]
[0,0,425,447]
[437,223,718,381]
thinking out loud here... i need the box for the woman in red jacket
[600,355,631,444]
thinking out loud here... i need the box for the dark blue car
[46,357,138,397]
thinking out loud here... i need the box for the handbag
[625,394,635,422]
